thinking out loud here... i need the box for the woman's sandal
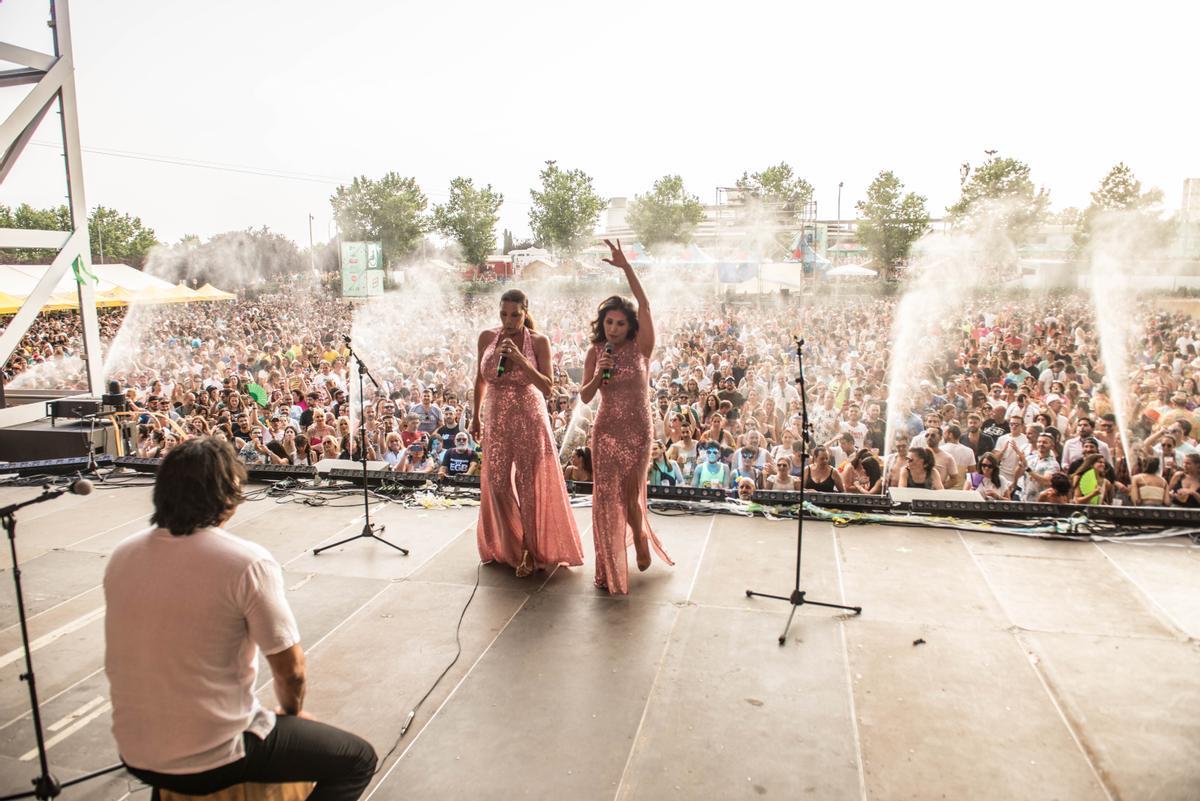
[515,550,535,578]
[634,535,651,572]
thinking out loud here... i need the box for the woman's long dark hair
[500,289,536,330]
[574,445,593,474]
[151,437,247,536]
[857,449,883,487]
[589,295,638,345]
[909,446,935,475]
[978,452,1000,484]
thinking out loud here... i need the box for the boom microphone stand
[0,484,124,801]
[313,337,408,556]
[746,337,861,645]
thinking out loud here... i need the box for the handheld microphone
[497,340,508,377]
[602,343,613,384]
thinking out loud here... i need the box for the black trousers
[126,715,377,801]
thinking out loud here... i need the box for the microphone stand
[746,337,861,645]
[314,338,407,556]
[0,488,124,801]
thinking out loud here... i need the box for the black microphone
[497,341,508,377]
[602,343,613,384]
[342,334,352,345]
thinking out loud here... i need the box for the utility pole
[308,214,316,277]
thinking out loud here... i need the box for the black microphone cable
[372,560,483,775]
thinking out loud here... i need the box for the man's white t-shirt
[104,527,300,774]
[839,420,868,449]
[942,441,977,472]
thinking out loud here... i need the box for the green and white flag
[71,255,98,285]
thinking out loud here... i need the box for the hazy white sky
[1,0,1197,250]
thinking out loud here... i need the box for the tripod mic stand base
[312,523,409,556]
[745,588,862,646]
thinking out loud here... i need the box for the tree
[89,206,158,269]
[330,173,428,265]
[1048,207,1081,227]
[855,171,930,274]
[432,177,504,267]
[156,227,305,287]
[0,203,71,264]
[735,163,814,221]
[0,203,157,267]
[528,161,605,256]
[626,174,705,252]
[946,154,1050,266]
[502,228,515,254]
[1073,163,1169,254]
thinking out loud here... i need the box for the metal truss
[0,0,102,421]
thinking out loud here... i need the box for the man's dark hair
[151,437,247,536]
[1177,419,1193,436]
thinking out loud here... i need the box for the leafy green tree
[89,206,158,268]
[855,171,930,275]
[528,161,605,255]
[432,177,504,267]
[0,203,157,267]
[501,228,514,254]
[1073,163,1169,253]
[626,174,705,252]
[330,173,428,265]
[735,163,814,221]
[0,203,72,264]
[947,154,1049,266]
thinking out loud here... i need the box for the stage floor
[0,482,1197,801]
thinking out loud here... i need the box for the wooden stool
[159,782,313,801]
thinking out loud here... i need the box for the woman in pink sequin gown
[580,240,674,594]
[472,289,584,576]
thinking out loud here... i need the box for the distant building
[508,247,555,271]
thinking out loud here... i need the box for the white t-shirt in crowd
[994,432,1030,483]
[104,527,300,774]
[942,441,977,472]
[839,420,868,449]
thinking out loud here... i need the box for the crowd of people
[3,278,1199,507]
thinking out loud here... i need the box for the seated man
[105,437,376,800]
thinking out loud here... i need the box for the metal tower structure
[0,0,103,423]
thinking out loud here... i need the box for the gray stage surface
[0,482,1197,801]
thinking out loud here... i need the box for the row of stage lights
[100,457,1200,527]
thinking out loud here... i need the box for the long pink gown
[476,327,584,569]
[591,341,673,594]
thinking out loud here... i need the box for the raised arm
[603,239,654,359]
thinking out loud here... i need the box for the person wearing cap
[717,375,745,422]
[1043,393,1069,432]
[1062,418,1112,467]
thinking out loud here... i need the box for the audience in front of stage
[5,283,1199,506]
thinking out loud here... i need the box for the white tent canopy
[826,263,878,277]
[0,263,178,295]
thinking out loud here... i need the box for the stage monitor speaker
[888,487,983,504]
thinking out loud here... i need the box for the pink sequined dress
[591,341,673,594]
[476,327,584,569]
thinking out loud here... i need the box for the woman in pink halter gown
[472,289,584,576]
[579,240,674,594]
